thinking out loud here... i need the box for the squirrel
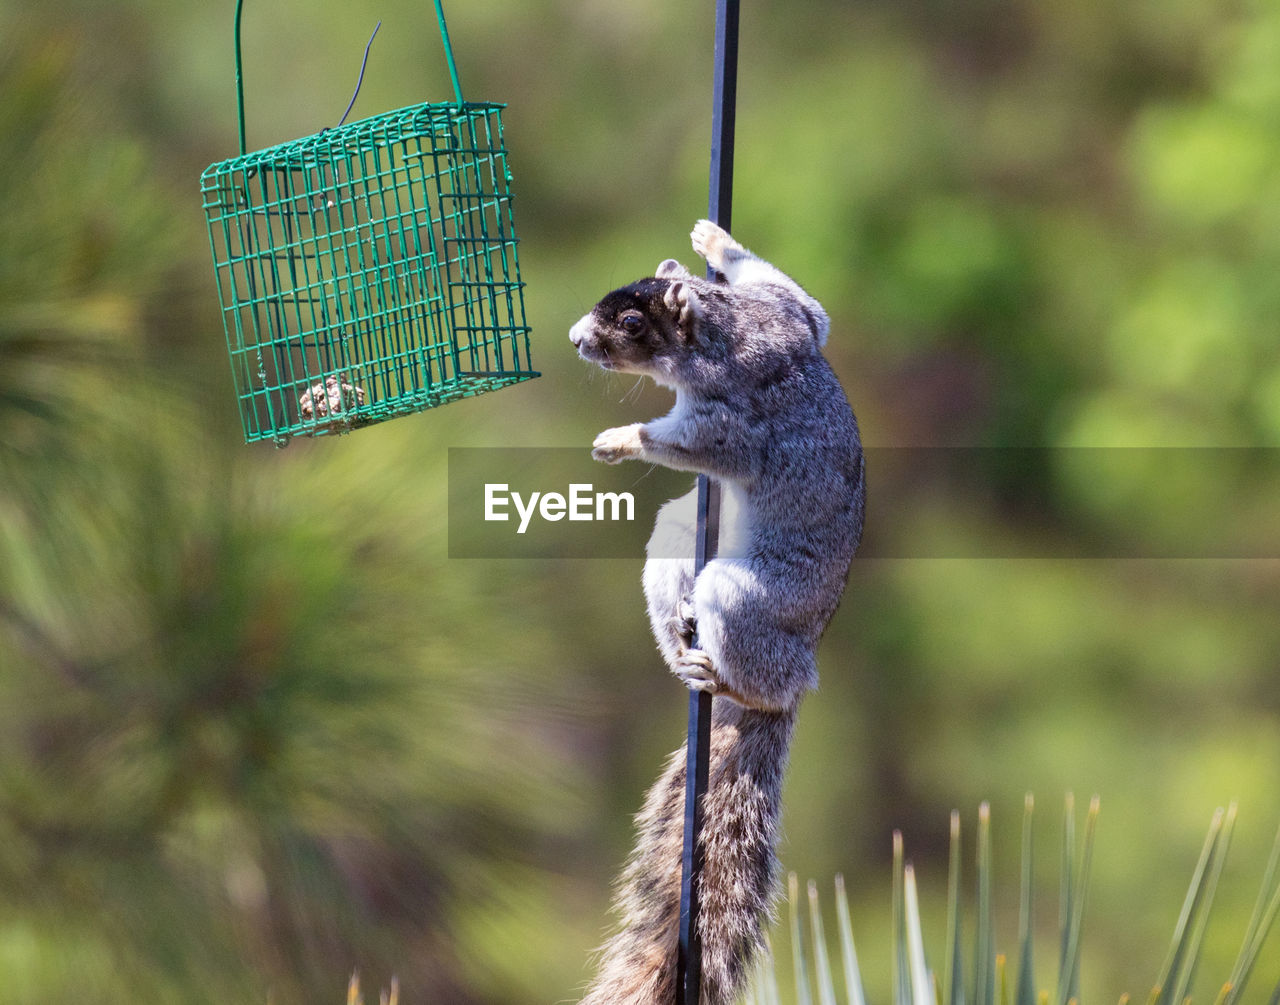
[569,220,865,1005]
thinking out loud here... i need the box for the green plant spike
[790,872,815,1005]
[976,803,996,1005]
[743,934,778,1005]
[904,863,933,1005]
[808,880,839,1005]
[834,874,869,1005]
[204,0,537,445]
[1154,806,1233,1005]
[945,811,966,1005]
[1058,795,1077,998]
[1169,804,1237,1005]
[894,831,911,1005]
[758,932,783,1005]
[1222,820,1280,1005]
[1057,796,1099,1005]
[1016,794,1036,1005]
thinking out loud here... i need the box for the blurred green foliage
[750,800,1280,1005]
[1,0,1279,1001]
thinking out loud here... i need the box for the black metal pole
[676,2,738,1002]
[707,0,738,234]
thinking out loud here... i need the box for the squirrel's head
[569,276,704,384]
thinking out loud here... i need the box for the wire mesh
[201,100,536,445]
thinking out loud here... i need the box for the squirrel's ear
[656,258,694,281]
[663,280,701,336]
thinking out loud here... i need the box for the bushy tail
[581,702,796,1005]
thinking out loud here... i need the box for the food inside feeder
[299,374,367,422]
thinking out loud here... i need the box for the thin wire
[234,4,381,150]
[336,21,382,128]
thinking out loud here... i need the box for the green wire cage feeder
[201,0,537,445]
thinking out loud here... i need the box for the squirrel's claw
[676,597,698,647]
[673,648,720,693]
[691,219,732,270]
[675,646,756,707]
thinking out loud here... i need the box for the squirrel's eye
[619,313,644,334]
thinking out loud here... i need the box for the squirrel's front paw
[691,219,738,271]
[592,424,644,464]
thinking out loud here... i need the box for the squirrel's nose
[568,315,590,348]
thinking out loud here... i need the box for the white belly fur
[716,481,752,560]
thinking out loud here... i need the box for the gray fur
[572,221,864,1005]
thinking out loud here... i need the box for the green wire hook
[232,0,467,157]
[432,0,466,106]
[234,0,247,155]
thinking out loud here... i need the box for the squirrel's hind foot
[673,649,753,709]
[676,596,698,647]
[673,647,719,693]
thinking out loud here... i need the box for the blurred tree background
[1,0,1279,1001]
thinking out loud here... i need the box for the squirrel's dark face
[569,279,688,380]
